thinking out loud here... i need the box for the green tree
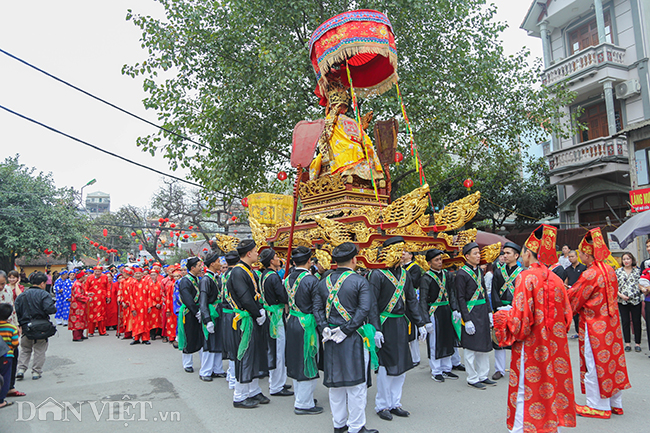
[0,155,90,271]
[123,0,577,199]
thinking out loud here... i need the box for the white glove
[465,320,476,335]
[374,331,384,348]
[322,327,332,343]
[425,323,434,334]
[452,311,462,321]
[206,321,215,334]
[418,326,428,341]
[256,309,266,326]
[195,311,201,321]
[489,313,494,327]
[497,305,513,312]
[331,327,347,344]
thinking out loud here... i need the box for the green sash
[499,265,522,299]
[202,271,222,340]
[425,270,449,316]
[223,265,258,360]
[461,265,486,313]
[378,269,406,325]
[289,309,319,378]
[261,270,285,339]
[326,271,378,370]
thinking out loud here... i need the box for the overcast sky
[0,1,542,211]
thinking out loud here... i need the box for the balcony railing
[543,43,626,86]
[548,136,628,171]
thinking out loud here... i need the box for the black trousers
[9,346,17,389]
[573,314,579,334]
[646,301,650,350]
[619,302,642,345]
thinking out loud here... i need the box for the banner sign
[630,187,650,212]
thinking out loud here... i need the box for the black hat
[291,246,312,265]
[225,250,240,266]
[236,239,256,256]
[259,248,276,267]
[186,256,201,271]
[332,242,358,263]
[203,251,220,267]
[503,242,521,254]
[382,236,405,247]
[425,249,444,262]
[462,242,480,256]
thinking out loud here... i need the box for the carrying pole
[284,165,304,278]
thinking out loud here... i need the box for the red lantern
[463,178,474,190]
[234,230,238,234]
[139,245,143,251]
[71,243,77,252]
[277,171,288,181]
[395,152,404,164]
[157,251,161,254]
[181,231,185,234]
[231,216,237,222]
[241,197,249,207]
[102,229,108,237]
[202,248,208,252]
[119,235,123,239]
[131,232,136,237]
[183,234,189,239]
[89,240,94,246]
[189,225,193,230]
[158,218,164,224]
[170,223,176,228]
[164,218,169,222]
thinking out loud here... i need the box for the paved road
[1,323,649,432]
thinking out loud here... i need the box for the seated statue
[310,83,384,185]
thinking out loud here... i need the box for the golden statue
[309,82,384,184]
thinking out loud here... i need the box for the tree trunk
[0,255,16,273]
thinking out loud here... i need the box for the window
[568,12,612,55]
[577,100,621,142]
[578,192,627,225]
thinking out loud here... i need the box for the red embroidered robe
[68,280,90,331]
[148,277,163,329]
[128,277,152,336]
[567,262,631,398]
[84,274,108,323]
[494,263,576,433]
[104,276,119,328]
[163,277,177,338]
[118,277,134,333]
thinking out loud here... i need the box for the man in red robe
[494,225,576,433]
[148,269,163,340]
[84,266,109,336]
[568,228,631,419]
[104,266,119,329]
[68,271,90,342]
[128,266,152,345]
[119,267,135,339]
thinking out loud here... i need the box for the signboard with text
[630,187,650,212]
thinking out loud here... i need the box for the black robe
[226,261,269,383]
[220,268,237,361]
[314,267,372,388]
[456,264,492,353]
[285,268,321,381]
[420,269,456,360]
[178,274,203,354]
[403,261,422,342]
[199,270,223,353]
[368,267,425,376]
[261,268,287,370]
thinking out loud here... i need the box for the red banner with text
[630,187,650,212]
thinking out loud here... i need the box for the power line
[0,47,212,152]
[0,103,204,189]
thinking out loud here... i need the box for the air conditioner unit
[615,79,641,99]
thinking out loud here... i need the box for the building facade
[85,191,111,217]
[522,0,650,228]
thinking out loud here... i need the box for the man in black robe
[198,251,225,381]
[259,248,293,397]
[401,250,422,365]
[225,239,270,409]
[456,242,494,390]
[370,237,427,421]
[221,250,240,389]
[284,246,324,415]
[489,242,522,381]
[178,257,205,373]
[420,249,458,382]
[314,242,378,433]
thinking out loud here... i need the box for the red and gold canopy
[309,9,398,105]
